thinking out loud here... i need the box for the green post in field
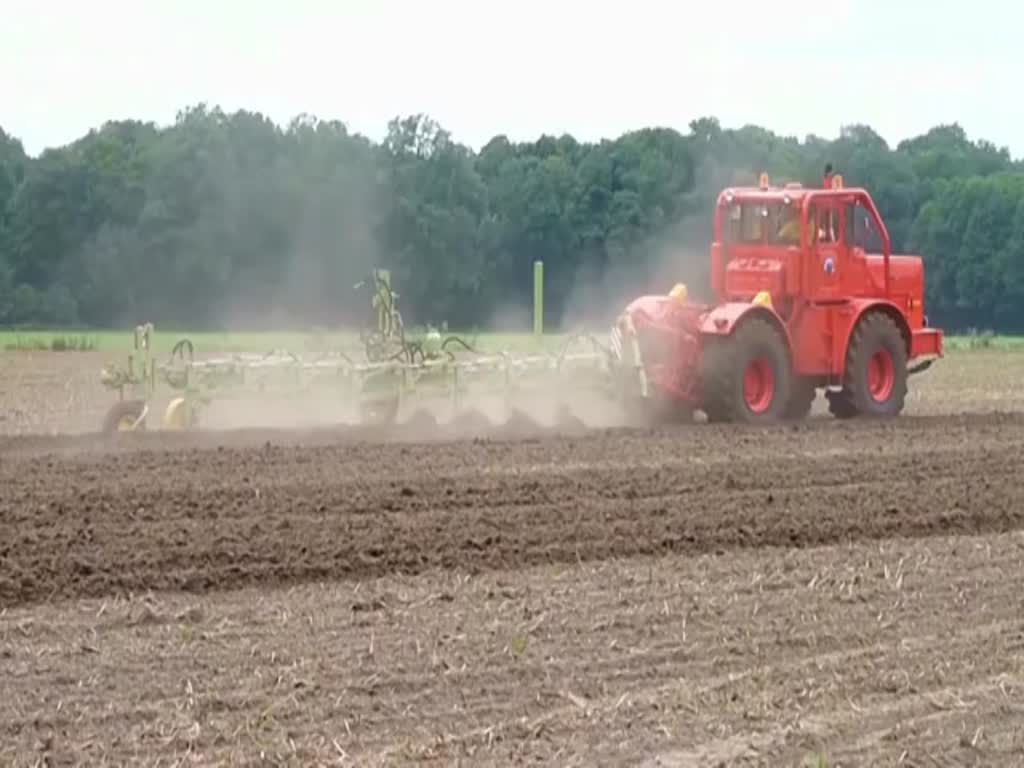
[533,260,544,338]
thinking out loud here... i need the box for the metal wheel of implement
[102,399,147,434]
[162,397,196,430]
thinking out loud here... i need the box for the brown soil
[2,411,1024,610]
[1,349,1024,765]
[3,529,1024,766]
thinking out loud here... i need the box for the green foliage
[2,333,97,352]
[0,108,1021,333]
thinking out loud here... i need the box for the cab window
[846,202,884,252]
[815,204,840,244]
[724,202,796,245]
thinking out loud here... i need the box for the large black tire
[699,317,792,424]
[102,399,147,434]
[835,312,908,418]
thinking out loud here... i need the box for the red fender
[835,299,912,364]
[699,303,792,352]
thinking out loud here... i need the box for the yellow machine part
[669,283,688,302]
[752,290,773,309]
[162,397,190,430]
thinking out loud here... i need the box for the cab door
[808,202,846,300]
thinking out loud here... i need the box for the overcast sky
[3,0,1019,158]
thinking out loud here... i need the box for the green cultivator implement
[99,270,621,434]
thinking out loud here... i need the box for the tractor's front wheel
[836,311,908,418]
[700,317,792,424]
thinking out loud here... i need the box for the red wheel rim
[867,347,895,401]
[743,357,775,413]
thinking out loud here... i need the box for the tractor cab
[711,169,911,320]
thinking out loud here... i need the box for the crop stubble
[1,349,1024,764]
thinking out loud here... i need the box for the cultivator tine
[132,403,149,429]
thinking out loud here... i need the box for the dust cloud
[109,126,722,438]
[557,210,715,334]
[214,168,384,335]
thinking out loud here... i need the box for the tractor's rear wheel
[700,317,792,424]
[836,312,908,418]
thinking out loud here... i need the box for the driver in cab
[777,207,825,245]
[776,206,801,244]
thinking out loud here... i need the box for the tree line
[0,106,1021,333]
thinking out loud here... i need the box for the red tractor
[612,168,943,423]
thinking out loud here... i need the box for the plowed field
[2,349,1024,766]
